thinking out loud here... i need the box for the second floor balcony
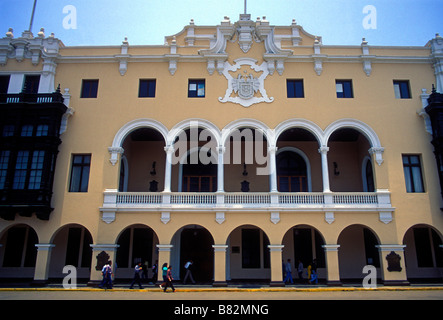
[100,120,394,224]
[101,189,394,224]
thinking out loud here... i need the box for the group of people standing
[98,259,196,292]
[283,259,319,285]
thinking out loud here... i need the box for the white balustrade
[107,191,384,207]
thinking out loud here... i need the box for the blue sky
[0,0,441,46]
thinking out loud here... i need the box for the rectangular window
[21,125,34,137]
[0,151,10,189]
[80,80,99,98]
[69,154,91,192]
[28,151,45,190]
[336,80,353,98]
[188,79,205,98]
[2,125,14,137]
[402,154,424,193]
[13,151,29,189]
[138,79,156,98]
[23,75,40,94]
[287,79,304,98]
[36,125,49,137]
[393,80,411,99]
[0,75,10,93]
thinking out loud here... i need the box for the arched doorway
[170,225,214,283]
[277,149,308,192]
[327,128,375,192]
[282,225,326,282]
[115,224,158,279]
[275,126,321,192]
[119,127,166,192]
[50,224,93,279]
[403,224,443,281]
[338,224,380,282]
[0,224,38,278]
[179,147,217,192]
[226,225,270,282]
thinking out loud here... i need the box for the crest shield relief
[219,58,274,107]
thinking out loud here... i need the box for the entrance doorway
[178,226,214,282]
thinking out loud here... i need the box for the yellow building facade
[1,14,443,286]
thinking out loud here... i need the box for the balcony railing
[100,190,394,224]
[102,190,391,210]
[0,91,64,104]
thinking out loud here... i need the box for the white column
[318,146,331,192]
[217,146,225,192]
[163,145,174,192]
[33,244,55,284]
[212,245,228,286]
[268,146,278,192]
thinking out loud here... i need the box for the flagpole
[28,0,37,33]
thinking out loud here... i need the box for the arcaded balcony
[102,121,393,223]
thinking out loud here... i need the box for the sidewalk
[1,281,443,293]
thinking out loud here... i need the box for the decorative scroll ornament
[219,57,274,107]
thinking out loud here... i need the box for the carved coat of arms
[233,73,260,99]
[219,57,274,107]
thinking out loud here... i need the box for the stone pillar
[322,244,341,286]
[318,146,331,192]
[376,244,409,286]
[88,244,119,286]
[217,146,225,192]
[163,146,174,192]
[32,244,55,286]
[156,244,173,282]
[212,245,228,287]
[268,146,278,192]
[268,245,285,286]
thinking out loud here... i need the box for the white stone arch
[108,118,169,165]
[274,118,323,147]
[221,118,274,148]
[167,118,221,147]
[323,119,382,148]
[323,119,384,165]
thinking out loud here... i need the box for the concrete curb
[1,286,443,293]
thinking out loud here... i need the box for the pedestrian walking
[183,260,196,284]
[159,262,168,289]
[129,262,143,289]
[283,259,294,284]
[163,265,175,292]
[99,260,113,289]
